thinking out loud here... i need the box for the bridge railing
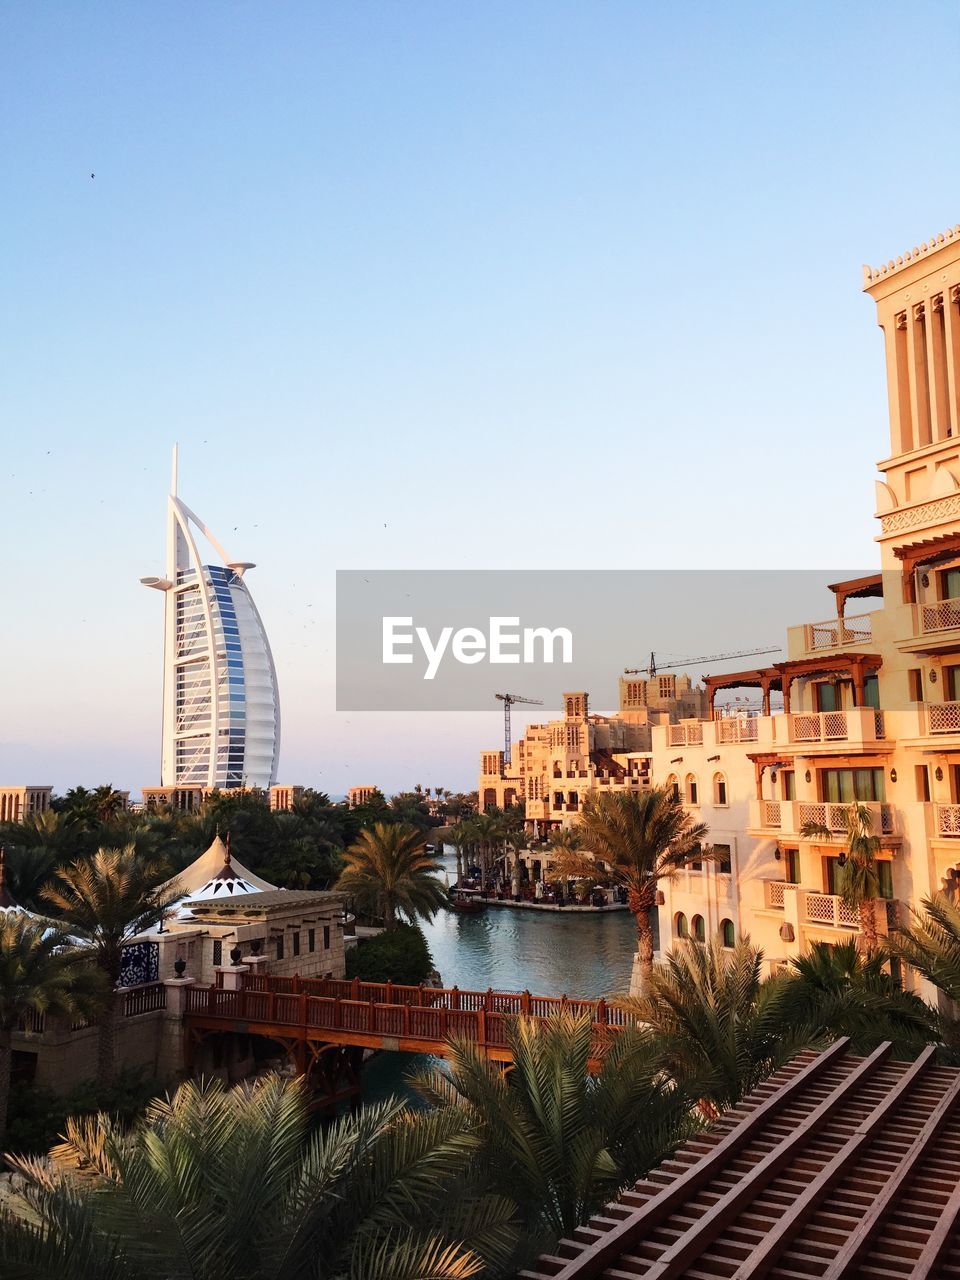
[188,974,633,1046]
[235,973,630,1023]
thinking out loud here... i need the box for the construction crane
[624,647,781,678]
[495,692,543,764]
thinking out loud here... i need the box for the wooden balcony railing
[937,804,960,836]
[803,614,873,651]
[764,880,787,910]
[920,595,960,633]
[923,701,960,735]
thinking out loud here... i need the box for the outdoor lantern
[805,769,812,784]
[890,768,897,783]
[656,890,666,906]
[937,767,945,782]
[250,938,262,955]
[779,923,795,942]
[931,669,939,683]
[230,945,243,966]
[174,956,186,978]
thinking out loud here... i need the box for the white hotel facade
[140,448,281,796]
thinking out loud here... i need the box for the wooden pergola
[894,530,960,601]
[827,572,884,618]
[523,1038,960,1279]
[704,653,882,717]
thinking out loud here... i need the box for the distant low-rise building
[348,785,379,808]
[0,785,52,823]
[270,784,305,811]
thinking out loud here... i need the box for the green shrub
[345,923,435,985]
[6,1067,164,1156]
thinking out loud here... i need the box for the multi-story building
[0,785,52,823]
[140,446,280,792]
[479,690,656,830]
[653,223,960,979]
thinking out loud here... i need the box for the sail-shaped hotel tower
[141,448,280,790]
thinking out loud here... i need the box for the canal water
[360,846,639,1103]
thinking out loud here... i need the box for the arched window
[721,918,735,948]
[713,772,728,806]
[692,913,705,942]
[685,773,699,805]
[666,774,680,802]
[675,912,689,939]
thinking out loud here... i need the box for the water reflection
[359,845,640,1102]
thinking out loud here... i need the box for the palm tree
[889,892,960,1004]
[800,801,883,952]
[577,787,709,994]
[0,915,104,1146]
[617,937,814,1117]
[42,847,181,1083]
[0,1073,518,1279]
[335,823,447,931]
[410,1013,694,1254]
[467,813,503,888]
[449,823,475,885]
[785,938,936,1058]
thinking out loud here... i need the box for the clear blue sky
[1,1,958,795]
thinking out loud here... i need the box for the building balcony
[666,709,885,755]
[934,803,960,837]
[799,891,895,936]
[780,708,886,747]
[919,701,960,736]
[749,798,895,838]
[763,878,789,910]
[800,613,874,654]
[899,596,960,655]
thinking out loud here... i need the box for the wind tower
[140,446,281,790]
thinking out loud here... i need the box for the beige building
[347,785,379,808]
[478,680,706,830]
[270,784,305,811]
[652,223,960,984]
[0,785,52,823]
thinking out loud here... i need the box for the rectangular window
[908,668,924,703]
[863,674,880,710]
[275,936,284,961]
[824,856,843,895]
[877,861,894,900]
[323,926,330,950]
[715,844,732,874]
[308,928,315,952]
[781,771,795,801]
[783,848,800,884]
[292,932,300,957]
[821,768,885,803]
[916,764,931,802]
[212,939,222,967]
[948,666,960,702]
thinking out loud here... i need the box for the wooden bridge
[183,973,628,1073]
